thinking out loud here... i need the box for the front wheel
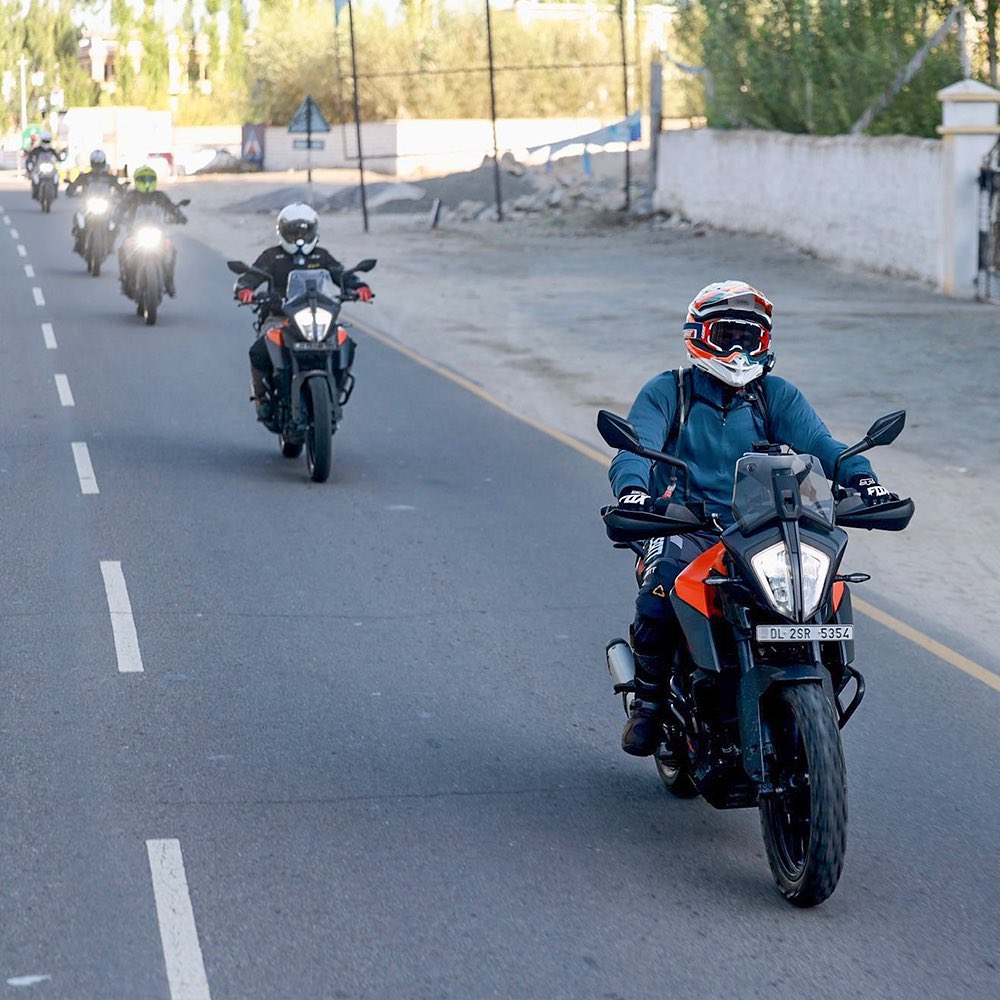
[305,379,333,482]
[759,683,847,907]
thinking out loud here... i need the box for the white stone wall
[654,128,943,286]
[262,117,619,177]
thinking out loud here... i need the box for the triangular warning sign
[288,95,331,134]
[652,585,667,598]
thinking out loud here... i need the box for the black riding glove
[617,488,653,512]
[849,474,899,507]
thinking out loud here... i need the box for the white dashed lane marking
[54,374,74,407]
[10,227,19,239]
[41,323,56,349]
[71,442,99,495]
[2,214,10,224]
[146,839,211,1000]
[99,561,143,674]
[32,287,45,306]
[17,244,26,257]
[24,264,34,278]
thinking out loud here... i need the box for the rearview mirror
[865,410,905,448]
[227,260,248,275]
[597,410,642,454]
[354,258,377,273]
[178,198,191,207]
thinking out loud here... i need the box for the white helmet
[39,130,53,148]
[276,203,319,254]
[683,280,774,388]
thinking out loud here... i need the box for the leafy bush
[674,0,965,136]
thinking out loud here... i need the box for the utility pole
[17,55,28,177]
[617,0,631,211]
[347,0,369,233]
[484,0,503,222]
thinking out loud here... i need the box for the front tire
[305,379,333,482]
[759,683,847,907]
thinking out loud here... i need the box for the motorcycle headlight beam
[750,541,831,621]
[135,226,163,249]
[293,306,334,342]
[86,196,109,215]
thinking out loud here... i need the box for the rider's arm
[234,247,276,293]
[608,371,677,498]
[765,375,875,486]
[315,249,363,291]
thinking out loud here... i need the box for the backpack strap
[662,366,690,458]
[745,374,771,440]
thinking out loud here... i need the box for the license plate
[292,341,332,351]
[755,624,854,643]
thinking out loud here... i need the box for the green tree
[674,1,965,136]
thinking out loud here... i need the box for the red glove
[355,285,373,302]
[236,288,255,304]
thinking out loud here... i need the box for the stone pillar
[937,79,1000,297]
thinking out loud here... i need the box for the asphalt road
[0,185,997,1000]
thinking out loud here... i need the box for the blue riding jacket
[609,368,875,526]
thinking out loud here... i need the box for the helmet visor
[703,319,769,356]
[279,217,317,246]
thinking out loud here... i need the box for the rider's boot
[250,370,273,422]
[621,652,671,757]
[165,260,176,297]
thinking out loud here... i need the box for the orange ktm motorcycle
[598,409,914,907]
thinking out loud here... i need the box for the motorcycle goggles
[686,318,771,357]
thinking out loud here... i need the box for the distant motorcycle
[34,161,58,213]
[227,257,375,482]
[75,189,121,277]
[598,409,914,906]
[120,200,189,325]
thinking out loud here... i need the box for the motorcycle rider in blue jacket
[609,280,900,756]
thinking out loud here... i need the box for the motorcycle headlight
[136,226,162,249]
[86,196,109,215]
[750,541,831,620]
[39,162,54,174]
[293,307,334,342]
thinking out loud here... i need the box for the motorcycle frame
[264,324,355,427]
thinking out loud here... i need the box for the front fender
[291,370,340,424]
[738,663,833,784]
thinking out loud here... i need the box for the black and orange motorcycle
[598,409,914,906]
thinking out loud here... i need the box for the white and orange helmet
[683,280,773,388]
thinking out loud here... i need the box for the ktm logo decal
[652,585,667,598]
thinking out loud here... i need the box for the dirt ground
[40,160,1000,669]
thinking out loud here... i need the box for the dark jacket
[609,367,875,525]
[25,147,60,174]
[234,245,366,299]
[65,170,124,196]
[117,189,186,229]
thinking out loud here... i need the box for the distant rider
[116,165,187,298]
[233,203,373,421]
[610,280,905,756]
[65,150,126,254]
[25,131,61,201]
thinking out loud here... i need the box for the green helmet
[133,165,157,193]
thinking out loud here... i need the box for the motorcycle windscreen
[731,452,834,534]
[286,268,337,303]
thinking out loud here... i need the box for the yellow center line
[353,317,1000,695]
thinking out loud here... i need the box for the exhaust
[605,638,636,700]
